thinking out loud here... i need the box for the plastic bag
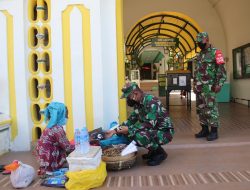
[65,161,107,190]
[6,161,35,188]
[100,134,129,147]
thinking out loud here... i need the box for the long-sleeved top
[194,45,227,94]
[122,93,174,138]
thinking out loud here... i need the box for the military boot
[142,150,153,160]
[147,146,168,166]
[207,127,218,141]
[195,125,209,138]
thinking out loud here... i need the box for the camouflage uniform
[121,83,174,151]
[194,32,227,129]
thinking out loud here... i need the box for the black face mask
[126,98,137,107]
[197,42,206,50]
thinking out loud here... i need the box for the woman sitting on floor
[36,102,74,175]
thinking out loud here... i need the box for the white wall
[101,0,120,129]
[123,0,227,55]
[0,0,30,151]
[0,13,9,114]
[50,0,120,130]
[214,0,250,104]
[1,0,120,151]
[50,0,106,130]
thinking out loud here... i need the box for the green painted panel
[217,82,230,102]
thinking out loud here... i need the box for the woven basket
[102,145,137,171]
[105,155,137,171]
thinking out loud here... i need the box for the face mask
[197,42,206,50]
[126,98,137,107]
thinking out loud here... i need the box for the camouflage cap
[196,32,209,42]
[120,82,138,99]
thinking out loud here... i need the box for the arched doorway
[125,12,202,80]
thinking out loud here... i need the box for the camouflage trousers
[128,122,174,151]
[196,92,220,128]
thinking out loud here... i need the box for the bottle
[80,127,90,154]
[74,129,81,153]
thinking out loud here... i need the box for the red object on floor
[4,160,20,171]
[2,170,11,175]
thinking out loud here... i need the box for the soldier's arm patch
[215,50,225,65]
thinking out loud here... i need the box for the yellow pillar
[116,0,127,122]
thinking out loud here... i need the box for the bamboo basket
[102,144,137,171]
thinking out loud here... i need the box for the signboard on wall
[151,38,179,47]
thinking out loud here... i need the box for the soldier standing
[105,82,174,166]
[194,32,227,141]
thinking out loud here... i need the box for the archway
[125,12,202,79]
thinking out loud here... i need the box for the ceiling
[125,12,201,65]
[139,50,164,65]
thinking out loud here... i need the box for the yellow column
[62,6,74,139]
[116,0,127,122]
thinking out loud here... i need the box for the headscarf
[44,102,67,128]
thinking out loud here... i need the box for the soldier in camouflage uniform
[106,82,174,166]
[194,32,227,141]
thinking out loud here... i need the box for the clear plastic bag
[8,161,35,188]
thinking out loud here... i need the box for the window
[233,43,250,79]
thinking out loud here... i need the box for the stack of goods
[65,128,107,190]
[102,144,137,171]
[66,146,102,171]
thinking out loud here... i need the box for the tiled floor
[1,93,250,190]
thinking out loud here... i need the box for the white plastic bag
[10,162,35,188]
[121,140,137,156]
